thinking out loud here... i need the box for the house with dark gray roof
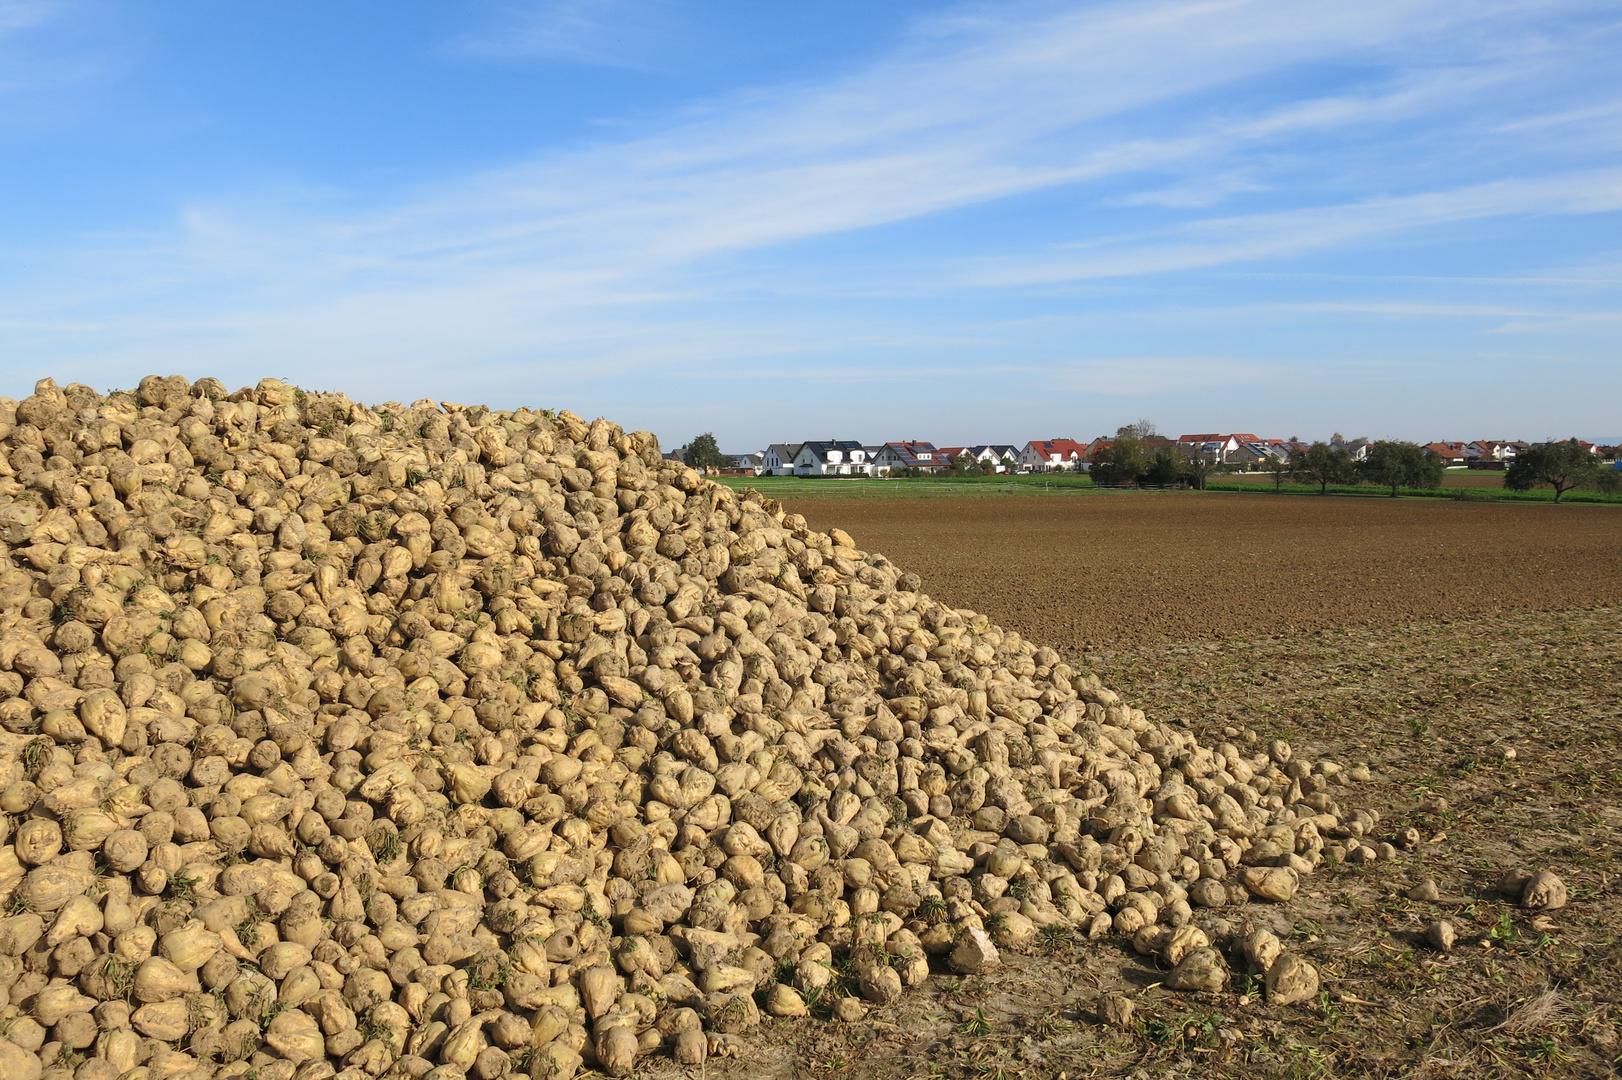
[792,440,872,476]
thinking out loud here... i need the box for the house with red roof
[1176,433,1264,464]
[1019,438,1087,472]
[1423,442,1468,464]
[1456,439,1523,463]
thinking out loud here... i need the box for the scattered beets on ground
[1,376,1389,1080]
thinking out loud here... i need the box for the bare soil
[662,495,1622,1080]
[793,493,1622,650]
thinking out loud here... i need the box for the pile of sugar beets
[0,375,1397,1080]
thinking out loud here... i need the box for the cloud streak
[0,0,57,38]
[392,0,1597,274]
[450,0,685,68]
[1,0,1619,442]
[961,170,1622,286]
[30,6,1609,282]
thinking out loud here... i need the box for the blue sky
[1,0,1619,450]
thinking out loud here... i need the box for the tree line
[1088,424,1621,502]
[682,425,1621,502]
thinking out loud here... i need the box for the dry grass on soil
[669,495,1622,1080]
[678,606,1622,1080]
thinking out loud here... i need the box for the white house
[1472,440,1525,461]
[761,443,804,476]
[793,441,873,476]
[1175,433,1265,465]
[967,445,1019,472]
[870,442,943,475]
[1238,440,1290,464]
[1018,439,1087,472]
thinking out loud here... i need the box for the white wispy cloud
[0,0,59,38]
[451,0,685,67]
[40,3,1599,286]
[1491,97,1622,134]
[1018,356,1277,396]
[1112,172,1270,209]
[1,0,1619,418]
[961,169,1622,286]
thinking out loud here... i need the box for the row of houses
[746,441,1025,476]
[1421,440,1525,464]
[743,436,1297,475]
[1006,434,1305,470]
[680,434,1617,476]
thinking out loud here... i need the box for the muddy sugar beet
[0,376,1376,1080]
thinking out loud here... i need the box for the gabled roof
[1024,438,1087,459]
[765,442,804,461]
[1178,432,1260,445]
[879,441,942,468]
[799,440,866,462]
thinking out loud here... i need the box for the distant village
[668,434,1622,476]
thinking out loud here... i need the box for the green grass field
[714,474,1097,498]
[716,469,1622,503]
[1202,477,1622,504]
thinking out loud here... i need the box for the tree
[682,433,730,472]
[1264,453,1291,492]
[1090,436,1150,486]
[951,452,986,476]
[1115,418,1160,441]
[1504,439,1603,503]
[1143,445,1182,487]
[1413,446,1446,490]
[1177,446,1218,490]
[1290,441,1357,493]
[1090,420,1174,486]
[1359,441,1444,497]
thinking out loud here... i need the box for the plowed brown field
[791,493,1622,650]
